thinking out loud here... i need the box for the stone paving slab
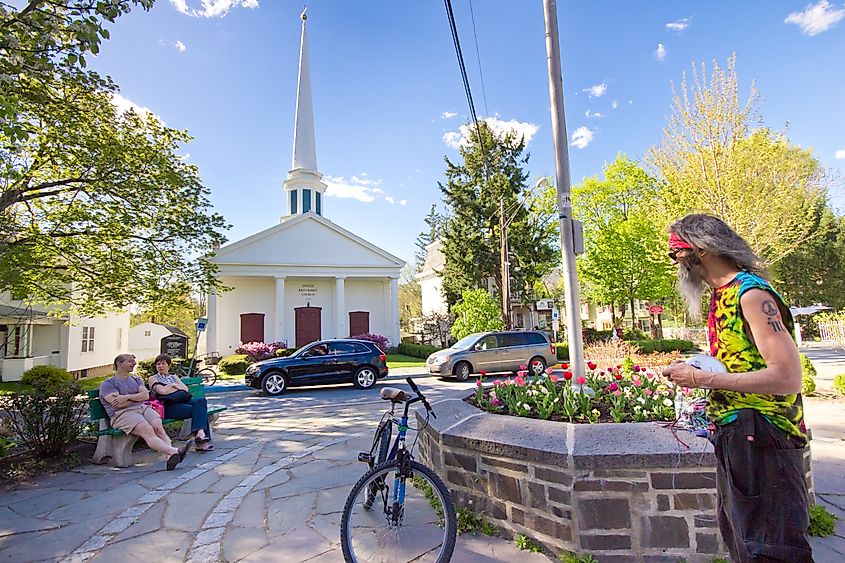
[0,505,63,537]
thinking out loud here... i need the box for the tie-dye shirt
[707,271,806,442]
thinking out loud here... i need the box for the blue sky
[91,0,845,267]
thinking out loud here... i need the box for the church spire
[283,8,327,219]
[291,8,317,172]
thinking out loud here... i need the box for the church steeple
[283,8,327,219]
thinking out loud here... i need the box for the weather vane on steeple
[300,6,307,21]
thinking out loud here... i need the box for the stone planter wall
[416,397,813,563]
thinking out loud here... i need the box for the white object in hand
[685,354,726,373]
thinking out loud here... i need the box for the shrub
[632,339,696,353]
[624,328,648,341]
[275,348,295,357]
[136,358,156,378]
[0,382,87,457]
[398,342,442,359]
[218,354,250,375]
[235,341,288,362]
[351,333,390,352]
[582,328,613,343]
[808,504,839,537]
[20,365,73,393]
[800,354,817,395]
[0,436,16,458]
[833,374,845,396]
[555,342,569,360]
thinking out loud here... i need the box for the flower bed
[468,361,702,425]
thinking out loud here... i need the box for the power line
[468,0,489,117]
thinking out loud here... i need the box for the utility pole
[500,197,510,329]
[543,0,585,376]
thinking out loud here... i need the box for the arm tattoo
[761,299,785,333]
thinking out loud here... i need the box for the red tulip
[563,371,573,380]
[587,361,597,370]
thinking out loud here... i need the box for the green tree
[399,264,422,332]
[450,288,504,340]
[414,204,445,272]
[1,1,229,317]
[572,155,674,324]
[439,121,558,311]
[648,55,827,265]
[131,292,206,355]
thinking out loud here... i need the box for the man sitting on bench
[99,354,191,470]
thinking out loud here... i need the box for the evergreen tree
[414,204,445,272]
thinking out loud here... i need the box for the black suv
[245,339,389,396]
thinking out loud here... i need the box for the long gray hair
[669,214,767,277]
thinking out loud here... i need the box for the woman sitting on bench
[149,354,214,451]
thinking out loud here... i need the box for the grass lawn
[386,354,427,368]
[0,382,30,395]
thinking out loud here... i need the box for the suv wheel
[353,366,377,389]
[529,356,547,376]
[262,372,288,396]
[454,361,472,382]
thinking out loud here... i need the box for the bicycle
[173,359,217,386]
[340,377,457,563]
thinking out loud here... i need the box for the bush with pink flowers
[351,333,390,352]
[235,341,288,362]
[469,360,701,424]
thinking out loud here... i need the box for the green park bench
[87,377,227,467]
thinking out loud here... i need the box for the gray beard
[678,263,707,321]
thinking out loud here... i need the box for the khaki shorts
[111,405,161,434]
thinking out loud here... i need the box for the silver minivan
[426,330,557,381]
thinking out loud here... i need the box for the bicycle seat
[380,387,408,402]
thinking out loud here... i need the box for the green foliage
[451,289,504,340]
[808,504,839,537]
[0,436,17,458]
[414,204,446,272]
[833,374,845,396]
[397,342,442,359]
[572,155,675,323]
[559,553,599,563]
[411,474,445,527]
[1,1,228,317]
[20,365,73,393]
[275,348,295,357]
[631,339,696,353]
[0,382,87,457]
[515,534,542,553]
[648,55,827,267]
[439,121,558,308]
[555,342,569,360]
[800,354,817,395]
[399,279,422,332]
[455,506,497,536]
[136,358,156,378]
[218,355,249,376]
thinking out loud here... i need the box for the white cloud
[400,200,407,206]
[442,117,540,149]
[441,111,457,119]
[785,1,845,35]
[666,17,691,32]
[111,93,162,122]
[835,149,845,159]
[655,43,667,61]
[585,110,604,118]
[170,0,258,18]
[571,127,594,149]
[611,100,618,109]
[324,175,399,204]
[583,83,607,98]
[174,40,187,52]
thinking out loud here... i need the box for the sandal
[196,438,214,452]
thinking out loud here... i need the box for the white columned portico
[390,276,400,348]
[275,276,286,343]
[335,276,346,338]
[206,289,218,354]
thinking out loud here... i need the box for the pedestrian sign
[552,308,559,321]
[196,318,208,332]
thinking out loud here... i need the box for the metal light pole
[543,0,585,376]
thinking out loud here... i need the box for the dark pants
[712,409,813,562]
[163,397,210,439]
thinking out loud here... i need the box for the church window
[290,190,298,214]
[316,192,322,215]
[303,189,312,213]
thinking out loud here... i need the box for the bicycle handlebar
[406,377,436,419]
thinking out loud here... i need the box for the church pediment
[212,213,404,268]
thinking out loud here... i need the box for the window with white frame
[81,326,95,353]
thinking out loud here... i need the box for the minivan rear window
[500,332,546,347]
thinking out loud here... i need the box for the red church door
[295,307,322,348]
[349,311,370,336]
[240,313,265,343]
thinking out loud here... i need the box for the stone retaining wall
[416,397,813,563]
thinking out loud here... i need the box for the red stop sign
[649,305,664,315]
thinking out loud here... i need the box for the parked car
[426,330,557,381]
[245,339,389,396]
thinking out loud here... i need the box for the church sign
[298,283,318,298]
[161,333,188,359]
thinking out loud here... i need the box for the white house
[416,240,447,316]
[204,12,404,355]
[0,294,129,382]
[129,323,190,362]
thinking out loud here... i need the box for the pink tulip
[607,382,619,392]
[633,365,641,373]
[550,374,559,383]
[644,389,653,396]
[614,390,622,396]
[633,379,642,387]
[576,376,587,385]
[545,366,554,375]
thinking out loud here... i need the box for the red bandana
[668,232,693,250]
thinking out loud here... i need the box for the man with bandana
[662,214,812,563]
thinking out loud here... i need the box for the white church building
[205,12,404,355]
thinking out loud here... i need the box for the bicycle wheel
[364,419,393,509]
[341,460,457,563]
[197,367,217,386]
